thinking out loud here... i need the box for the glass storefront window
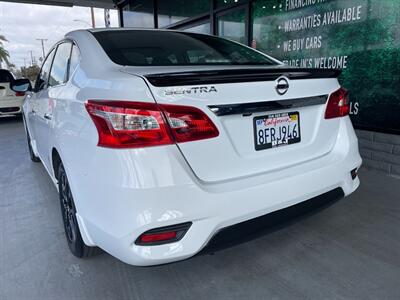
[123,0,154,28]
[217,8,246,44]
[158,0,209,28]
[252,0,400,133]
[183,22,211,34]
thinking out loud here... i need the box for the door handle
[44,113,52,120]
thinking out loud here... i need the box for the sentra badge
[165,86,217,96]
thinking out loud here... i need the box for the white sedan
[20,29,362,266]
[0,69,26,116]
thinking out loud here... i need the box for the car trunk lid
[125,67,342,183]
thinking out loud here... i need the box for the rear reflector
[140,231,177,244]
[15,91,25,97]
[325,87,350,119]
[85,101,218,148]
[136,222,192,246]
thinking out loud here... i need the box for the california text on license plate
[253,112,301,151]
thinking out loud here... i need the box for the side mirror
[11,78,32,93]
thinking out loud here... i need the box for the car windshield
[92,30,277,67]
[0,69,14,83]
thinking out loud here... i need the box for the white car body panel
[23,29,362,266]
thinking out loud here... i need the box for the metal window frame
[117,0,253,46]
[177,18,212,33]
[215,3,248,44]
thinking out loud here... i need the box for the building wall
[357,130,400,178]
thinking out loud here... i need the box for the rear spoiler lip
[144,68,342,87]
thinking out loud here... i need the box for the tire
[58,163,101,258]
[26,131,40,162]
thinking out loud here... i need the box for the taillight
[15,91,25,97]
[325,87,350,119]
[161,104,219,143]
[85,101,173,148]
[85,101,219,148]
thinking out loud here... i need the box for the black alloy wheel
[58,163,101,258]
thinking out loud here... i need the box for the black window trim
[66,42,81,83]
[34,47,56,93]
[34,37,81,94]
[47,40,74,89]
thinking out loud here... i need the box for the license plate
[254,112,301,151]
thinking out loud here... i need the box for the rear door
[35,42,72,168]
[28,48,55,152]
[141,69,341,183]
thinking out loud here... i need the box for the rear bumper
[72,117,361,266]
[203,187,344,252]
[0,98,23,115]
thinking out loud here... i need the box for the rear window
[0,69,14,83]
[92,30,277,66]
